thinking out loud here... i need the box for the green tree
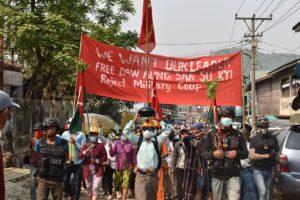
[0,0,137,115]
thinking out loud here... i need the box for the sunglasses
[142,127,154,131]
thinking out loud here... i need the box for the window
[286,131,300,150]
[281,77,290,97]
[291,75,300,96]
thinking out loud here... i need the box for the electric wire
[255,0,267,15]
[263,0,300,32]
[259,0,275,17]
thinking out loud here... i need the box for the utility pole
[236,14,272,129]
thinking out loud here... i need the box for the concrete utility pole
[236,14,272,129]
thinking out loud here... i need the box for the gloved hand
[268,152,277,159]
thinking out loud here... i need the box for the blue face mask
[89,135,98,143]
[220,117,233,127]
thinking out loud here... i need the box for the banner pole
[146,0,150,106]
[240,50,246,133]
[73,33,84,113]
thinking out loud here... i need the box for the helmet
[44,118,60,128]
[256,116,269,128]
[219,107,235,118]
[151,120,160,129]
[33,122,43,131]
[89,126,99,134]
[141,120,156,128]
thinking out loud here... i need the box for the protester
[0,90,20,200]
[35,117,69,200]
[29,122,43,200]
[157,139,169,200]
[123,113,170,200]
[79,126,107,200]
[182,122,205,200]
[250,116,279,200]
[240,128,257,200]
[171,128,189,200]
[109,134,136,200]
[61,119,86,200]
[202,107,248,200]
[102,133,116,200]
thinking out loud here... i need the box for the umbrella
[83,113,120,136]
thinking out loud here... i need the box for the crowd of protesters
[0,90,280,200]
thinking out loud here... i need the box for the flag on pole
[208,99,218,128]
[138,0,156,53]
[69,72,86,134]
[151,76,163,121]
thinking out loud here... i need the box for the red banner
[79,34,242,106]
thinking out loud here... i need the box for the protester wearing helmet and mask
[122,113,170,200]
[79,126,107,200]
[202,107,248,200]
[249,116,279,200]
[35,117,69,200]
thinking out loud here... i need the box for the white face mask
[220,117,233,127]
[143,130,153,139]
[120,135,127,141]
[260,128,268,134]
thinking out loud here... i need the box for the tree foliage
[0,0,137,113]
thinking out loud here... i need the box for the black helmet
[256,116,269,128]
[33,122,43,131]
[44,117,60,128]
[219,107,235,118]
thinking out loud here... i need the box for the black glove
[268,152,277,159]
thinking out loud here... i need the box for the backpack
[136,136,161,171]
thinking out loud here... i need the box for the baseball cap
[0,90,20,111]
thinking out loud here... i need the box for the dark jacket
[202,129,248,179]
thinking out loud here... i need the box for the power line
[259,0,275,17]
[269,0,286,15]
[175,41,243,57]
[264,1,300,32]
[255,0,267,14]
[156,40,239,46]
[261,41,300,54]
[237,0,247,13]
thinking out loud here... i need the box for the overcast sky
[122,0,300,57]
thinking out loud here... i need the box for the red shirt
[29,138,39,167]
[79,143,107,179]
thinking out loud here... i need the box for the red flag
[151,76,163,121]
[212,99,218,124]
[138,0,156,53]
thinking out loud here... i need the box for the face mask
[260,128,268,134]
[153,129,158,136]
[34,130,43,139]
[143,130,153,139]
[89,135,98,143]
[120,135,127,141]
[220,117,233,127]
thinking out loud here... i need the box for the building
[255,59,300,117]
[0,61,23,98]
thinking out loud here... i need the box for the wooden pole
[241,50,246,133]
[146,0,150,106]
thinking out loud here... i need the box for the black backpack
[136,136,161,171]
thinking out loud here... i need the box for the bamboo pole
[146,0,150,106]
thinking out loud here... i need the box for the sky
[122,0,300,57]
